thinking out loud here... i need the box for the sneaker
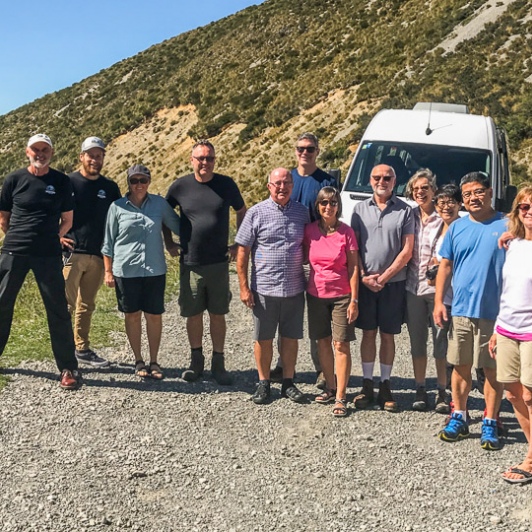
[315,371,327,390]
[412,387,429,411]
[59,369,82,390]
[481,418,501,450]
[377,380,398,412]
[446,401,471,424]
[435,390,451,414]
[251,381,271,404]
[439,412,469,442]
[482,408,507,437]
[353,378,374,409]
[211,354,233,386]
[182,351,205,382]
[270,366,283,383]
[75,349,110,368]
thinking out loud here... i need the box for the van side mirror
[329,168,342,187]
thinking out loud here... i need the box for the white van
[340,103,515,221]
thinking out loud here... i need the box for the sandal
[148,362,164,380]
[135,360,149,378]
[315,388,336,404]
[333,399,348,417]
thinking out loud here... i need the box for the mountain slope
[1,0,531,201]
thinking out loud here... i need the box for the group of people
[1,131,532,482]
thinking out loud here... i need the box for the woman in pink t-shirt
[304,187,359,417]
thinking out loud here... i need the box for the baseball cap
[81,136,105,152]
[127,164,151,179]
[27,134,53,148]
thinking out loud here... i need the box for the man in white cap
[0,134,81,389]
[62,137,121,367]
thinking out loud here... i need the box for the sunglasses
[269,180,293,188]
[413,185,430,192]
[319,200,338,207]
[193,155,215,163]
[129,177,149,185]
[517,203,532,214]
[371,175,394,182]
[296,146,317,153]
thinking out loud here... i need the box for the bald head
[267,167,293,206]
[370,164,396,201]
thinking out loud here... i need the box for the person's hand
[347,301,358,323]
[240,287,254,308]
[166,242,181,257]
[489,333,497,359]
[228,243,239,261]
[433,302,448,329]
[104,271,115,288]
[363,274,383,293]
[498,231,514,250]
[60,236,75,251]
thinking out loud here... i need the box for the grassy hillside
[1,0,531,199]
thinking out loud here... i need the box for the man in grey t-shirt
[350,164,414,412]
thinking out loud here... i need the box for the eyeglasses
[319,200,338,207]
[413,185,430,192]
[462,188,487,200]
[296,146,317,154]
[129,177,149,185]
[371,175,394,182]
[192,155,215,163]
[269,181,293,188]
[436,199,459,208]
[517,203,532,214]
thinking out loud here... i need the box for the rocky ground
[1,272,531,531]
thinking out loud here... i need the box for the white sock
[362,362,374,380]
[454,410,467,421]
[380,364,392,382]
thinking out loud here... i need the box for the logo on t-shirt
[97,189,107,199]
[45,185,56,195]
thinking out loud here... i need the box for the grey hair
[296,132,319,148]
[405,168,437,200]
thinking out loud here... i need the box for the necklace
[319,220,339,234]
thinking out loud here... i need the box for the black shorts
[355,280,406,334]
[114,275,166,314]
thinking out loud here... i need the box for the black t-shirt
[65,171,121,256]
[166,173,245,266]
[0,167,74,257]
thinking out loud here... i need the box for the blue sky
[0,0,263,116]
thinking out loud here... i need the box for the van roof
[364,109,494,150]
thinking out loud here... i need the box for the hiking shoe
[481,418,502,450]
[446,401,471,424]
[211,354,233,386]
[435,390,451,414]
[281,384,306,403]
[315,371,327,390]
[439,412,469,442]
[182,351,205,382]
[270,366,283,383]
[482,408,507,437]
[353,378,374,409]
[59,369,81,390]
[412,387,429,411]
[252,381,271,404]
[377,380,398,412]
[75,349,110,368]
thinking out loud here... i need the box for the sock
[191,347,203,356]
[484,417,497,424]
[213,351,224,357]
[415,381,426,390]
[281,378,294,390]
[454,410,467,421]
[362,362,375,380]
[380,364,392,382]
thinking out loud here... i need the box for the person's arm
[0,211,11,234]
[347,249,359,323]
[59,211,73,238]
[103,255,115,288]
[433,258,453,328]
[498,231,514,250]
[376,233,414,286]
[228,205,248,260]
[162,225,180,257]
[236,245,254,308]
[355,229,381,293]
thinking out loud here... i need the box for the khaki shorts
[307,293,356,342]
[496,334,532,388]
[179,262,231,317]
[447,316,496,370]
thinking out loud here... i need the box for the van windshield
[343,141,491,197]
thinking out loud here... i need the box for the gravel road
[1,271,531,531]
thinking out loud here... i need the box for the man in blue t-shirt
[271,133,339,387]
[434,172,506,450]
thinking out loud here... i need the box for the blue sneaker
[439,412,469,442]
[481,418,501,450]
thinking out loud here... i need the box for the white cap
[27,134,53,148]
[81,136,105,152]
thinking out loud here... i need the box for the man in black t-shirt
[62,137,121,368]
[0,134,80,389]
[164,140,246,385]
